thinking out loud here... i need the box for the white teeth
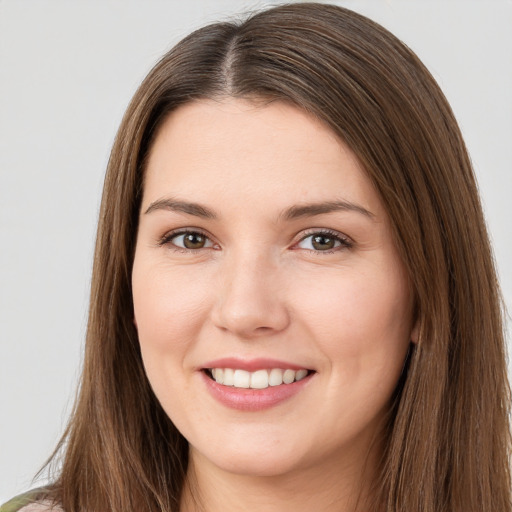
[295,369,308,381]
[223,368,234,386]
[269,368,283,386]
[250,369,269,389]
[233,369,250,388]
[214,368,224,384]
[283,369,295,384]
[209,367,310,389]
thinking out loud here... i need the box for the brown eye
[311,235,336,251]
[167,231,213,250]
[183,233,206,249]
[297,231,350,252]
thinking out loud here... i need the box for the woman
[3,3,510,511]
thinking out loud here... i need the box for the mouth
[203,367,314,389]
[200,360,316,411]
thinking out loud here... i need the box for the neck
[180,445,381,512]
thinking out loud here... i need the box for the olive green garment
[0,488,49,512]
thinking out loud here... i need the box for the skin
[132,98,417,512]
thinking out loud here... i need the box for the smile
[207,368,310,389]
[202,367,315,411]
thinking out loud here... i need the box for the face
[132,99,416,478]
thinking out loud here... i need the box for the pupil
[184,233,205,249]
[312,235,334,250]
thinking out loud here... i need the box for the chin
[190,440,308,478]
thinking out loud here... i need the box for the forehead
[142,98,384,218]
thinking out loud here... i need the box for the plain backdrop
[1,0,511,502]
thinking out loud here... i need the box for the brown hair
[41,3,510,511]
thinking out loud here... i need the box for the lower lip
[201,371,313,411]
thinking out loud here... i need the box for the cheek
[293,264,412,440]
[295,262,412,376]
[132,262,212,353]
[131,261,214,421]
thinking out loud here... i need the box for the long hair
[41,3,510,511]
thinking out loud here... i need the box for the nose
[211,252,290,339]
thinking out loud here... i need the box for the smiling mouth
[204,368,314,389]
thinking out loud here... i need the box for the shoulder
[0,489,62,512]
[13,504,59,512]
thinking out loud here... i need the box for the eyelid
[156,227,353,253]
[157,227,217,250]
[293,228,353,252]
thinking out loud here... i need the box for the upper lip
[201,357,313,372]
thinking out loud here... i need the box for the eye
[160,230,215,250]
[296,230,352,252]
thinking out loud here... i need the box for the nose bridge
[213,246,290,337]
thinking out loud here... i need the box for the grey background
[1,0,511,502]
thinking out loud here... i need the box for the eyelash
[157,229,215,253]
[157,228,353,254]
[295,229,353,254]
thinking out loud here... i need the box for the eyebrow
[145,198,217,219]
[144,197,375,221]
[280,200,375,221]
